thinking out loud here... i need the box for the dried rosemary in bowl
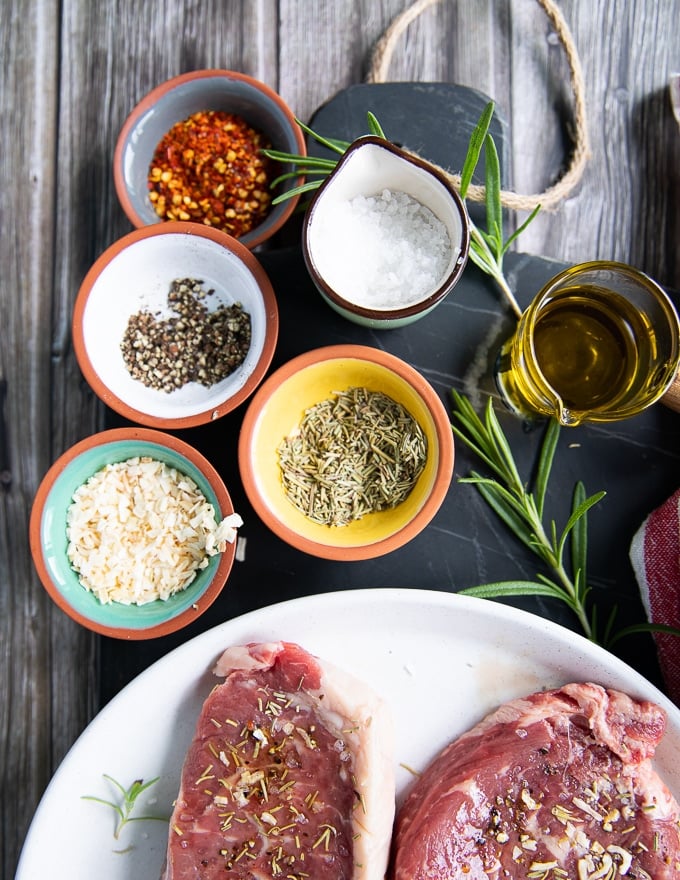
[120,277,251,393]
[277,386,427,527]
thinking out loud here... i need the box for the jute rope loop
[366,0,591,212]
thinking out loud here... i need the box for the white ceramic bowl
[113,69,306,249]
[302,136,470,329]
[72,223,278,428]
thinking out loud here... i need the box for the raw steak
[161,641,394,880]
[391,682,680,880]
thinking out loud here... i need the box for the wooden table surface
[3,0,680,876]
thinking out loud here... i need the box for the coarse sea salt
[312,188,452,309]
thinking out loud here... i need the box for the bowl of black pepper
[113,69,306,249]
[72,223,278,428]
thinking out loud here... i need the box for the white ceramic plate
[16,588,680,880]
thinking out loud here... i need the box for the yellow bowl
[238,345,455,559]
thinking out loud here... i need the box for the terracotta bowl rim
[72,222,279,428]
[113,67,307,249]
[29,427,236,639]
[238,343,455,560]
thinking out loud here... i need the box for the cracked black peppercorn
[120,277,251,393]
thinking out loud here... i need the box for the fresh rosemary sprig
[264,112,385,203]
[82,774,167,840]
[451,390,602,640]
[451,391,680,650]
[458,104,540,319]
[263,103,535,317]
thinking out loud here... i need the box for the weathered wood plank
[507,0,680,288]
[0,2,86,876]
[3,1,280,875]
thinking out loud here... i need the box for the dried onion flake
[66,456,242,605]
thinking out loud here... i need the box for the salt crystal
[312,188,452,309]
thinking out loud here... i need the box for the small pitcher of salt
[302,136,470,329]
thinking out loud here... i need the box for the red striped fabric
[630,488,680,704]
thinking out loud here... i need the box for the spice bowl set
[31,68,469,637]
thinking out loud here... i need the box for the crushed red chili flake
[147,110,274,237]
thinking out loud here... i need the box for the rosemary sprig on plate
[451,391,680,649]
[263,103,535,317]
[82,774,167,840]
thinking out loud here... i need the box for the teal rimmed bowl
[29,427,237,639]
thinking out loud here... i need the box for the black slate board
[99,85,680,706]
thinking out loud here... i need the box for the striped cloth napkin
[629,488,680,704]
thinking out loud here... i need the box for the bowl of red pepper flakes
[114,69,306,249]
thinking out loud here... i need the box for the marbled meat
[391,682,680,880]
[161,641,394,880]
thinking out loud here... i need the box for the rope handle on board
[366,0,591,213]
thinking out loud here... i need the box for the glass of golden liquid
[495,261,680,426]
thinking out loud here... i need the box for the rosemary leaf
[501,204,542,256]
[81,795,126,822]
[462,477,536,545]
[534,572,588,618]
[450,391,513,483]
[460,580,567,601]
[600,603,618,648]
[570,481,588,587]
[467,241,503,278]
[484,133,503,259]
[483,397,523,490]
[294,117,351,154]
[269,169,329,188]
[572,569,591,610]
[271,180,327,205]
[556,490,607,562]
[262,149,335,166]
[367,111,387,138]
[82,774,166,840]
[607,621,680,648]
[451,426,503,480]
[459,101,495,199]
[534,418,560,518]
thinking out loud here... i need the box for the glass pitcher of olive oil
[495,262,680,426]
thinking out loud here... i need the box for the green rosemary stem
[467,224,523,319]
[519,499,594,639]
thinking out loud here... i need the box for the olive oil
[532,287,645,411]
[494,263,680,426]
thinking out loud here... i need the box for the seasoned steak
[161,641,394,880]
[391,682,680,880]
